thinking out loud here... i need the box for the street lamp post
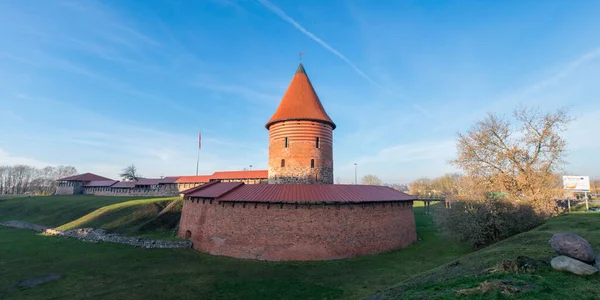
[249,165,253,170]
[354,163,357,184]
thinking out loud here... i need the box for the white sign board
[563,176,590,192]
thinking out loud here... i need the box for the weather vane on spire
[299,52,306,62]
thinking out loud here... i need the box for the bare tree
[120,164,141,181]
[591,179,600,197]
[450,106,572,215]
[0,164,77,195]
[408,177,433,197]
[361,174,383,185]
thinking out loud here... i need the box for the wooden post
[585,192,589,211]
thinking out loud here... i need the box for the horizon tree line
[0,165,78,195]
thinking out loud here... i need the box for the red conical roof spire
[265,63,336,130]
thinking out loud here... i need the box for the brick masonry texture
[178,199,417,261]
[56,185,76,195]
[268,120,334,184]
[86,187,180,197]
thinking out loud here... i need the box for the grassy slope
[370,212,600,299]
[0,195,155,227]
[0,199,469,300]
[56,197,181,236]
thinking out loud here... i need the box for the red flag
[198,131,202,150]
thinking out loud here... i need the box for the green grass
[3,196,597,299]
[56,197,181,236]
[370,211,600,299]
[0,195,160,227]
[572,200,600,212]
[0,197,469,300]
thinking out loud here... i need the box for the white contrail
[255,0,380,87]
[255,0,430,116]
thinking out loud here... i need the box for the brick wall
[56,185,75,195]
[178,200,417,261]
[87,187,180,197]
[268,120,334,184]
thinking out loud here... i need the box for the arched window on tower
[285,137,288,148]
[316,137,320,148]
[311,159,315,168]
[281,159,285,168]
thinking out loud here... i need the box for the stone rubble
[549,232,598,276]
[0,220,191,249]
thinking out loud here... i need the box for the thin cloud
[255,0,429,116]
[193,80,280,104]
[520,46,600,96]
[0,148,56,168]
[256,0,378,86]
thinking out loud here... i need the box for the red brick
[178,199,417,261]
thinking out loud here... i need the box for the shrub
[433,197,542,249]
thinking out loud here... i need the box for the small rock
[549,233,596,263]
[14,273,61,289]
[595,255,600,269]
[551,256,598,275]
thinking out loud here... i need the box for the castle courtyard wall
[178,199,417,261]
[86,188,180,197]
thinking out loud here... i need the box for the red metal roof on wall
[265,64,336,130]
[134,177,178,185]
[186,182,244,198]
[175,175,212,183]
[185,183,416,203]
[111,181,137,188]
[216,184,415,203]
[58,173,114,182]
[210,170,268,180]
[83,180,119,187]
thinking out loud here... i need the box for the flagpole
[196,131,201,176]
[196,147,200,176]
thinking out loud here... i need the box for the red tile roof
[175,175,212,183]
[210,170,268,180]
[83,180,119,187]
[134,177,178,185]
[186,182,244,198]
[58,173,114,182]
[265,63,336,130]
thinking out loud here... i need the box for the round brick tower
[266,63,336,184]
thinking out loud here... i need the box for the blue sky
[1,0,599,183]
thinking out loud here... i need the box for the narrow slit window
[281,159,285,168]
[316,137,320,148]
[311,159,315,168]
[285,137,288,148]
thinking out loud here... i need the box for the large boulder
[549,233,596,263]
[551,256,598,275]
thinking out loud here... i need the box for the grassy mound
[0,195,149,227]
[56,197,181,236]
[369,211,600,299]
[0,195,183,239]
